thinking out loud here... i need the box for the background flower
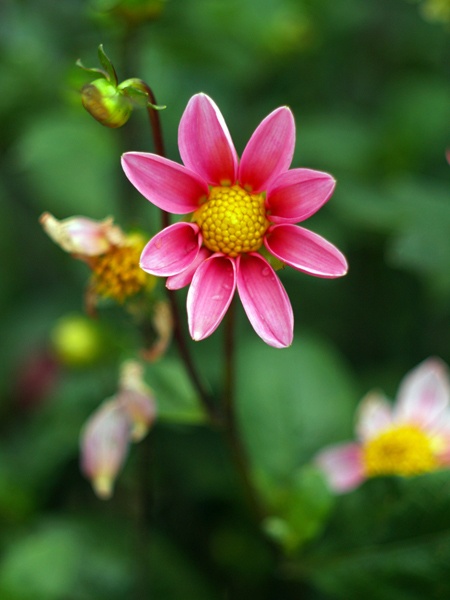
[316,358,450,493]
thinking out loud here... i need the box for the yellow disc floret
[363,425,438,478]
[91,234,154,303]
[193,185,270,258]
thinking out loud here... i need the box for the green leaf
[236,334,358,481]
[147,101,167,111]
[97,44,118,86]
[0,517,135,600]
[121,85,150,106]
[300,473,450,599]
[0,521,82,600]
[147,358,207,424]
[262,465,334,553]
[75,59,108,80]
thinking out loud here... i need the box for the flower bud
[118,360,157,442]
[50,314,103,367]
[80,399,131,499]
[40,213,125,256]
[81,78,133,128]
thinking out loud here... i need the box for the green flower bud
[51,314,103,367]
[81,78,133,128]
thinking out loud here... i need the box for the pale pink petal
[432,422,450,465]
[178,93,238,186]
[121,152,209,214]
[187,254,236,341]
[239,107,295,193]
[395,358,450,428]
[315,442,365,494]
[266,169,336,224]
[236,253,293,348]
[355,391,393,442]
[80,399,131,499]
[140,223,201,277]
[166,247,212,290]
[264,224,348,278]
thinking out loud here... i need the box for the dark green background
[2,0,450,597]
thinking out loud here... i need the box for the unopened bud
[51,314,103,367]
[81,78,133,128]
[118,360,156,441]
[80,399,131,499]
[40,213,125,256]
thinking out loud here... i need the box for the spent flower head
[40,213,155,304]
[80,360,157,498]
[117,360,157,441]
[315,358,450,493]
[80,398,131,499]
[122,93,348,348]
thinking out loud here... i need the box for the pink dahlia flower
[122,93,348,348]
[316,358,450,493]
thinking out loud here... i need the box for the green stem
[223,297,263,521]
[142,82,218,421]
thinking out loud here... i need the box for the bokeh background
[2,0,450,598]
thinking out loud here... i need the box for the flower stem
[223,297,263,521]
[142,82,217,422]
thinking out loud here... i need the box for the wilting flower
[117,360,157,441]
[80,360,157,498]
[40,213,154,304]
[122,93,348,348]
[140,300,174,362]
[80,398,131,499]
[40,213,125,256]
[89,232,151,303]
[316,358,450,493]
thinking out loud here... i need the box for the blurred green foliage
[2,0,450,597]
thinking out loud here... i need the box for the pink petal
[239,107,295,193]
[266,168,336,224]
[140,222,201,277]
[236,253,293,348]
[264,224,348,278]
[166,247,212,290]
[178,93,238,186]
[121,152,209,214]
[395,358,450,428]
[80,399,131,499]
[187,254,236,341]
[355,391,393,442]
[315,442,365,494]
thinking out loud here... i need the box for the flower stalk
[222,297,264,520]
[140,81,217,421]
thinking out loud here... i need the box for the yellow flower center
[363,425,438,478]
[193,185,270,258]
[91,234,154,303]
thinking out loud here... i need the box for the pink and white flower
[315,358,450,493]
[80,360,157,498]
[80,398,131,499]
[40,213,125,257]
[122,93,348,348]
